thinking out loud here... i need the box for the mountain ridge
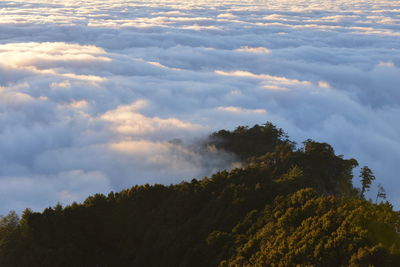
[0,123,398,266]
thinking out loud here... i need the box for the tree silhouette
[360,166,375,198]
[376,183,387,203]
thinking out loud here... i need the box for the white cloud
[216,106,267,114]
[101,100,204,137]
[0,0,399,212]
[235,46,271,54]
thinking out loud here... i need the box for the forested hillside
[0,123,398,266]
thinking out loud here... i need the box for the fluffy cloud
[0,0,399,212]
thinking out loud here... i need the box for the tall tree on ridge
[360,166,375,198]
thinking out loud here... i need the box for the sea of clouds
[0,0,399,213]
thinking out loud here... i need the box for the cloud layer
[0,0,399,212]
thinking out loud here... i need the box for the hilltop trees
[207,122,293,161]
[360,166,376,198]
[0,122,397,266]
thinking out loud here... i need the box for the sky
[0,0,399,213]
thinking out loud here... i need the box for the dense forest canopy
[0,123,398,266]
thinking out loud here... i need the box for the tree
[360,166,375,198]
[376,184,387,203]
[0,123,398,266]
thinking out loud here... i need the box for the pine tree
[360,166,375,198]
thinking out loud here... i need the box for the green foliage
[0,122,398,266]
[360,166,376,198]
[223,189,400,266]
[207,122,293,161]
